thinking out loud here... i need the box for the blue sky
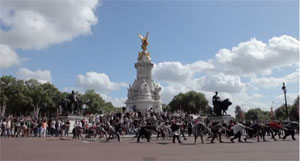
[0,0,299,114]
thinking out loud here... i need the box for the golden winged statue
[137,32,151,60]
[138,32,149,51]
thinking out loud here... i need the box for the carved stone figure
[140,80,150,94]
[128,85,133,99]
[152,84,161,100]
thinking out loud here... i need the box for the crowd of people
[0,115,71,138]
[0,111,299,144]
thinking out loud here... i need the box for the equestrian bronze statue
[60,91,82,116]
[212,91,232,116]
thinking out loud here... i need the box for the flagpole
[270,101,274,121]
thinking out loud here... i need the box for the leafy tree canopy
[168,91,210,114]
[0,76,118,117]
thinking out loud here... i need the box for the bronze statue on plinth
[212,91,232,116]
[60,91,81,116]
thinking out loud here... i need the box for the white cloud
[101,94,126,107]
[154,65,246,103]
[0,0,100,69]
[0,44,20,69]
[153,61,214,83]
[210,35,299,76]
[250,69,299,88]
[160,83,190,103]
[274,93,299,107]
[77,71,127,93]
[153,62,193,82]
[202,73,246,93]
[0,0,99,50]
[187,60,215,72]
[152,35,299,114]
[16,68,51,83]
[152,36,299,116]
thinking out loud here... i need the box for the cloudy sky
[0,0,299,115]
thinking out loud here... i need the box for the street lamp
[281,82,288,120]
[0,80,3,118]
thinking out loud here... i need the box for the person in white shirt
[5,119,12,137]
[230,122,252,143]
[50,120,56,136]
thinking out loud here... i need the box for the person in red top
[41,120,48,138]
[268,121,282,141]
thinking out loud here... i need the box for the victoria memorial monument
[125,33,162,112]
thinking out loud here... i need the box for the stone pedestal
[58,115,86,133]
[206,115,234,124]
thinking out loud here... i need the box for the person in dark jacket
[210,122,227,143]
[171,120,182,143]
[137,123,157,142]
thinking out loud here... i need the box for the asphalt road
[0,135,298,161]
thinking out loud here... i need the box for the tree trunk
[1,102,6,117]
[34,104,41,119]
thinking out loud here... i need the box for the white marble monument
[125,33,162,112]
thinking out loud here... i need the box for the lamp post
[0,80,3,118]
[281,82,288,120]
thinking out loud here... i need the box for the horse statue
[60,99,69,116]
[213,98,232,116]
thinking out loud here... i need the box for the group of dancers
[132,119,298,144]
[1,111,299,144]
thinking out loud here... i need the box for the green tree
[245,108,259,121]
[2,78,32,116]
[274,105,291,120]
[102,102,116,113]
[24,80,62,117]
[0,76,17,116]
[245,108,271,121]
[80,90,115,114]
[168,91,209,114]
[274,96,299,121]
[258,111,271,121]
[162,104,171,112]
[25,79,44,117]
[0,75,122,117]
[39,82,63,117]
[289,96,299,121]
[12,80,32,115]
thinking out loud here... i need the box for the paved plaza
[0,136,298,161]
